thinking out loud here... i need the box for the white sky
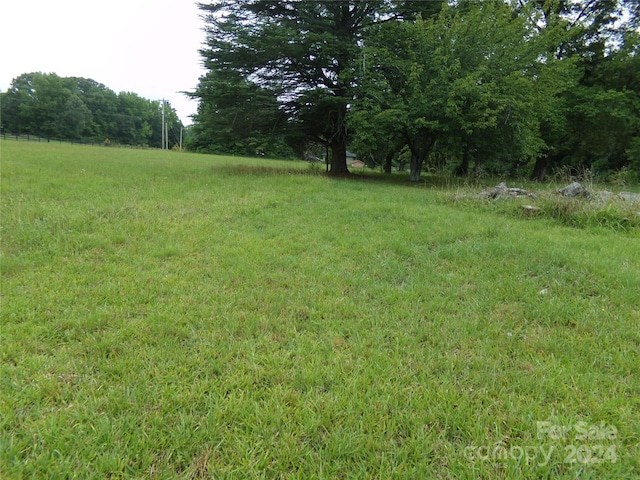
[0,0,207,125]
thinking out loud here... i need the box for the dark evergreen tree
[188,69,292,157]
[195,1,414,173]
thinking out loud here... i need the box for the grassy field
[1,140,639,479]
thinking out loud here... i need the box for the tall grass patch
[446,180,640,232]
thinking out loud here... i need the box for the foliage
[525,0,640,180]
[192,0,639,182]
[352,1,577,181]
[194,1,445,174]
[609,166,640,186]
[186,69,295,157]
[0,72,183,147]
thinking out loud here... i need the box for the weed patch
[448,183,640,233]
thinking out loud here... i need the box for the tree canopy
[1,72,183,148]
[194,1,426,172]
[193,0,640,180]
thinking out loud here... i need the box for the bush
[608,166,639,186]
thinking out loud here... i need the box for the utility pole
[161,100,166,150]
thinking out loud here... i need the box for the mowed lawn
[1,141,638,479]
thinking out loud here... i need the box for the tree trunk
[384,151,394,174]
[531,156,548,181]
[325,143,329,173]
[408,135,434,182]
[473,155,481,177]
[409,150,425,182]
[455,147,471,176]
[329,138,349,176]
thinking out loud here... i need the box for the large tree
[523,0,640,180]
[196,0,403,173]
[188,69,294,157]
[1,73,90,138]
[352,1,575,181]
[192,0,638,181]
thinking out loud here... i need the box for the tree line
[1,72,183,148]
[190,0,640,182]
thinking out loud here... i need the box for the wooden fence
[0,133,138,148]
[1,133,51,142]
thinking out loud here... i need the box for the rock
[596,190,614,202]
[507,187,534,198]
[480,182,535,199]
[590,190,614,207]
[558,182,590,198]
[618,191,640,203]
[480,183,507,199]
[522,205,540,215]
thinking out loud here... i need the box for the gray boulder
[618,191,640,203]
[558,182,590,198]
[480,182,535,199]
[597,190,614,201]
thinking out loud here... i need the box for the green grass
[1,141,639,479]
[447,185,640,232]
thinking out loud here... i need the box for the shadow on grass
[212,162,482,188]
[213,164,314,176]
[214,163,640,232]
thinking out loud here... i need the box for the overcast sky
[0,0,207,125]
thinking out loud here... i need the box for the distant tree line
[0,72,183,148]
[191,0,640,182]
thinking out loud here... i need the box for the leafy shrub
[608,166,639,186]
